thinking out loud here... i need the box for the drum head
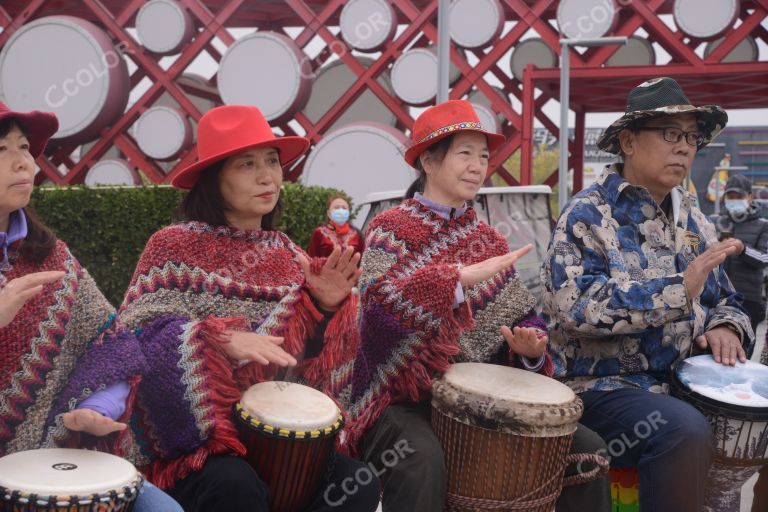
[339,0,397,52]
[301,122,414,221]
[302,57,396,131]
[673,0,740,40]
[449,0,504,49]
[606,36,656,67]
[467,85,507,124]
[557,0,618,39]
[470,102,500,134]
[0,449,139,496]
[432,363,582,436]
[85,159,141,186]
[239,382,340,433]
[674,355,768,411]
[218,32,311,123]
[391,49,437,106]
[509,38,557,82]
[0,15,130,145]
[134,106,193,161]
[704,35,759,63]
[135,0,194,55]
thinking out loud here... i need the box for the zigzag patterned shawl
[330,200,553,454]
[117,221,358,489]
[0,240,145,456]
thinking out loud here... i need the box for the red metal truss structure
[0,0,766,188]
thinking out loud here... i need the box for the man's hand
[683,239,742,298]
[695,326,746,365]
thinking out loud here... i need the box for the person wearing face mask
[715,173,768,338]
[308,194,364,259]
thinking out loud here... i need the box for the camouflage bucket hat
[597,77,728,155]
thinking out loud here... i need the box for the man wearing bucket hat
[542,77,754,512]
[115,105,379,511]
[330,100,611,512]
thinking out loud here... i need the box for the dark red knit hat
[0,102,58,157]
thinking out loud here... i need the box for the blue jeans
[580,388,714,512]
[133,480,183,512]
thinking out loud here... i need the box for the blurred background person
[715,173,768,340]
[308,194,364,259]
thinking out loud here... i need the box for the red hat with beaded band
[171,105,309,189]
[404,100,505,168]
[0,102,58,158]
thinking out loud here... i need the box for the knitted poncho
[117,221,357,489]
[331,200,553,454]
[0,240,145,456]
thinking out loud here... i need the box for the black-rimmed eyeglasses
[635,126,704,147]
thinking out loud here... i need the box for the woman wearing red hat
[329,100,610,512]
[116,105,379,511]
[308,194,364,259]
[0,103,181,511]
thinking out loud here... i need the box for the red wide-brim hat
[404,100,506,168]
[0,102,58,158]
[171,105,310,189]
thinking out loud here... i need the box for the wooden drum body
[234,382,343,512]
[0,449,142,511]
[431,362,584,512]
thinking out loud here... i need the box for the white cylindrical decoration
[135,0,195,55]
[302,123,415,215]
[468,86,507,124]
[605,35,656,66]
[557,0,619,39]
[339,0,397,52]
[470,102,500,134]
[704,35,759,62]
[0,15,130,145]
[218,32,312,124]
[673,0,740,40]
[303,57,396,130]
[391,49,438,106]
[134,106,193,161]
[449,0,504,49]
[510,38,558,82]
[427,44,464,86]
[85,159,141,186]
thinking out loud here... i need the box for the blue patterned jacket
[542,165,754,393]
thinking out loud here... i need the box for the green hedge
[31,183,350,306]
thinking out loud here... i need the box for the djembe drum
[431,362,602,512]
[0,448,142,511]
[671,354,768,512]
[234,381,344,512]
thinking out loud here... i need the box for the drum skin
[0,15,130,146]
[671,355,768,466]
[0,448,142,512]
[431,363,583,511]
